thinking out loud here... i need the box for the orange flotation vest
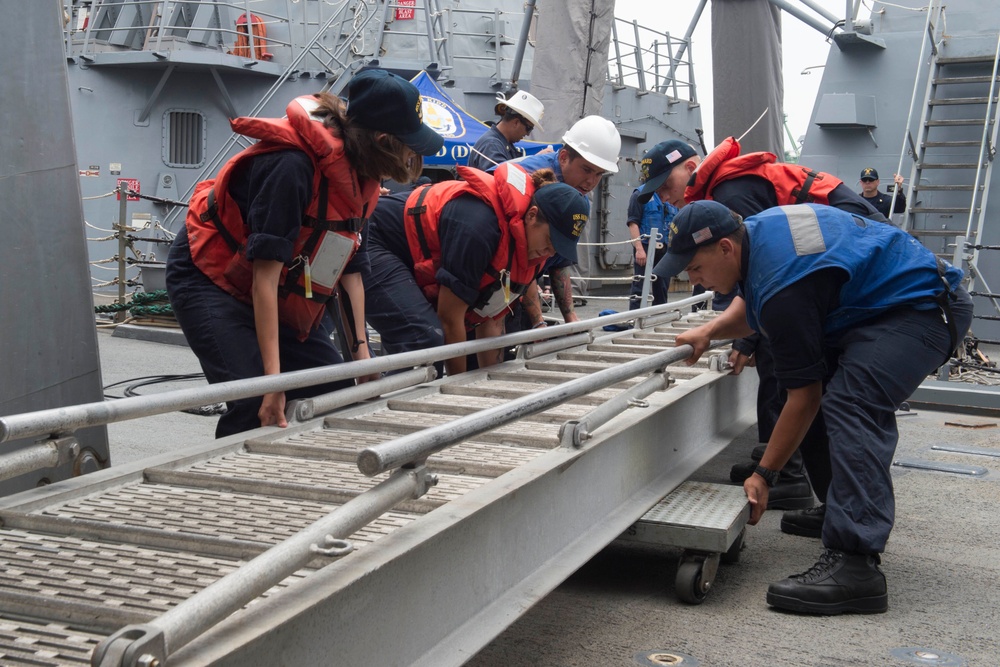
[186,95,379,340]
[685,136,843,206]
[404,163,544,325]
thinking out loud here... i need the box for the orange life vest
[186,95,379,341]
[685,136,843,206]
[404,163,543,325]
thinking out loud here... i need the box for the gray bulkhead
[801,0,1000,340]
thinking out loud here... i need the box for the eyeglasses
[860,178,876,183]
[519,117,534,134]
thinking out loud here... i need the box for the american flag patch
[692,227,714,244]
[666,149,682,163]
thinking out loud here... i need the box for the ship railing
[609,17,697,103]
[63,0,375,74]
[369,2,698,99]
[88,305,725,667]
[0,293,712,453]
[64,1,287,61]
[441,6,528,83]
[373,3,532,83]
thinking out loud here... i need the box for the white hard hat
[494,91,545,130]
[561,115,621,173]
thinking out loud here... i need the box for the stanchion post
[116,185,129,323]
[640,227,659,310]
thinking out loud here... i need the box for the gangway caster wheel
[675,550,721,604]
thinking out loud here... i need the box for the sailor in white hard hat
[505,115,621,195]
[467,90,545,171]
[494,115,622,325]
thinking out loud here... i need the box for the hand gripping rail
[0,294,712,446]
[91,465,439,667]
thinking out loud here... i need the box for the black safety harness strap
[201,188,242,252]
[407,184,435,260]
[791,169,822,205]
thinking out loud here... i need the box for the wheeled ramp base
[620,481,751,603]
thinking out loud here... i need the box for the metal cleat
[709,353,732,373]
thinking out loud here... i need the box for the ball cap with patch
[652,200,742,279]
[860,167,879,181]
[533,182,591,264]
[346,69,444,156]
[636,140,699,204]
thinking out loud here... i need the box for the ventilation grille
[163,110,205,167]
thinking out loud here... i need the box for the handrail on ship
[89,296,727,667]
[356,340,733,476]
[0,294,712,446]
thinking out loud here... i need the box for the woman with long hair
[166,70,442,437]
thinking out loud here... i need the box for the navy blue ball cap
[636,139,699,204]
[652,200,742,279]
[346,69,444,156]
[533,182,590,264]
[860,167,879,181]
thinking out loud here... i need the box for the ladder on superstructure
[900,12,1000,311]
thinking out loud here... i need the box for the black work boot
[729,451,814,510]
[781,504,826,538]
[766,548,888,615]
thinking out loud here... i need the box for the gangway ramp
[0,307,756,667]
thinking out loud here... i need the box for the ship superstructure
[63,0,704,304]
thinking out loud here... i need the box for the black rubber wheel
[675,560,709,604]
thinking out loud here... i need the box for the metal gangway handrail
[0,295,711,450]
[358,341,703,476]
[87,301,727,667]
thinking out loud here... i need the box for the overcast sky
[612,0,871,149]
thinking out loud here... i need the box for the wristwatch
[753,465,780,487]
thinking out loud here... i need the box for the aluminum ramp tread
[21,483,418,547]
[323,413,561,448]
[439,379,628,404]
[162,452,490,504]
[384,395,590,422]
[0,528,309,630]
[0,615,102,666]
[251,428,543,476]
